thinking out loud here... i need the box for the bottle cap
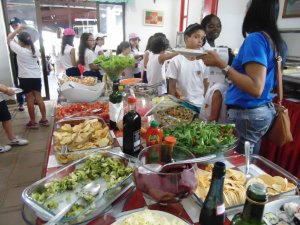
[150,120,160,128]
[118,85,124,91]
[164,136,176,146]
[128,96,137,104]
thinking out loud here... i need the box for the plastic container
[145,120,163,146]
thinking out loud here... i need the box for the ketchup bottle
[145,120,163,147]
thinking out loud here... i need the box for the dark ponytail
[17,32,36,57]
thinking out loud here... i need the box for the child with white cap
[94,33,109,56]
[128,33,143,78]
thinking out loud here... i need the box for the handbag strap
[261,31,283,106]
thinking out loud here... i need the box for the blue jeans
[227,103,276,154]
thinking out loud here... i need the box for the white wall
[0,1,14,87]
[125,0,180,51]
[217,0,248,51]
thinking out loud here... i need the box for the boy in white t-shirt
[166,23,208,111]
[147,35,177,95]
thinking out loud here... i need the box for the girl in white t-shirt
[60,28,80,76]
[147,36,177,95]
[128,33,143,78]
[7,25,49,129]
[78,33,102,80]
[116,41,135,78]
[166,23,208,111]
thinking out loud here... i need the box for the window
[179,0,189,32]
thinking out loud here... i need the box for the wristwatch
[221,65,231,76]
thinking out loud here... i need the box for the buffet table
[23,124,238,225]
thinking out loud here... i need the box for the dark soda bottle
[122,96,141,156]
[199,161,226,225]
[109,82,123,130]
[230,183,268,225]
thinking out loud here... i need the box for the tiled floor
[0,101,55,225]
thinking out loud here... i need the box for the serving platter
[0,87,23,94]
[112,209,190,225]
[172,48,207,57]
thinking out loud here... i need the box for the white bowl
[60,83,104,103]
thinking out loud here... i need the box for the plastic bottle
[145,120,163,146]
[162,136,176,163]
[122,96,141,156]
[199,161,226,225]
[109,82,123,130]
[230,183,268,225]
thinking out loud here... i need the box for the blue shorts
[227,102,276,154]
[19,78,42,94]
[0,100,11,122]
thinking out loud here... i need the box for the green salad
[31,154,133,217]
[93,55,135,81]
[163,121,237,156]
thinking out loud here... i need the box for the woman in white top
[78,33,102,81]
[7,25,49,129]
[147,36,177,95]
[60,28,80,76]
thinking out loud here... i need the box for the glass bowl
[133,144,198,204]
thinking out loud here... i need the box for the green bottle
[230,183,268,225]
[199,161,226,225]
[109,82,123,130]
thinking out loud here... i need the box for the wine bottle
[122,96,141,156]
[109,82,123,130]
[199,161,226,225]
[230,183,268,225]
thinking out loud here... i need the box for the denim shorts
[227,102,276,154]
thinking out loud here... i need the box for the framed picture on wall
[144,10,164,26]
[283,0,300,18]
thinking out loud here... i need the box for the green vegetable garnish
[93,55,135,81]
[163,121,237,156]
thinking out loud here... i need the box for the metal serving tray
[53,116,113,164]
[22,151,135,224]
[194,154,300,211]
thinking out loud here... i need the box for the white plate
[0,87,23,94]
[112,209,190,225]
[173,48,207,57]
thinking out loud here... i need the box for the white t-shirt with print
[147,54,167,95]
[9,41,41,79]
[131,48,142,74]
[200,83,228,123]
[60,44,74,70]
[84,48,97,72]
[166,55,207,107]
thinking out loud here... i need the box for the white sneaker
[9,137,29,146]
[0,145,12,153]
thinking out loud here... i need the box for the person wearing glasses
[199,0,286,154]
[78,33,101,81]
[166,23,208,113]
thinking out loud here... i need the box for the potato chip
[258,174,275,187]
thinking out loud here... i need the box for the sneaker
[39,119,50,127]
[9,137,29,146]
[0,145,12,153]
[26,121,38,129]
[18,105,25,111]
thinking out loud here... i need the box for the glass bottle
[230,183,268,225]
[199,161,226,225]
[109,82,123,130]
[122,96,141,156]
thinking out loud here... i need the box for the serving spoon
[45,180,101,225]
[145,154,217,173]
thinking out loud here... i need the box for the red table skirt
[260,99,300,179]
